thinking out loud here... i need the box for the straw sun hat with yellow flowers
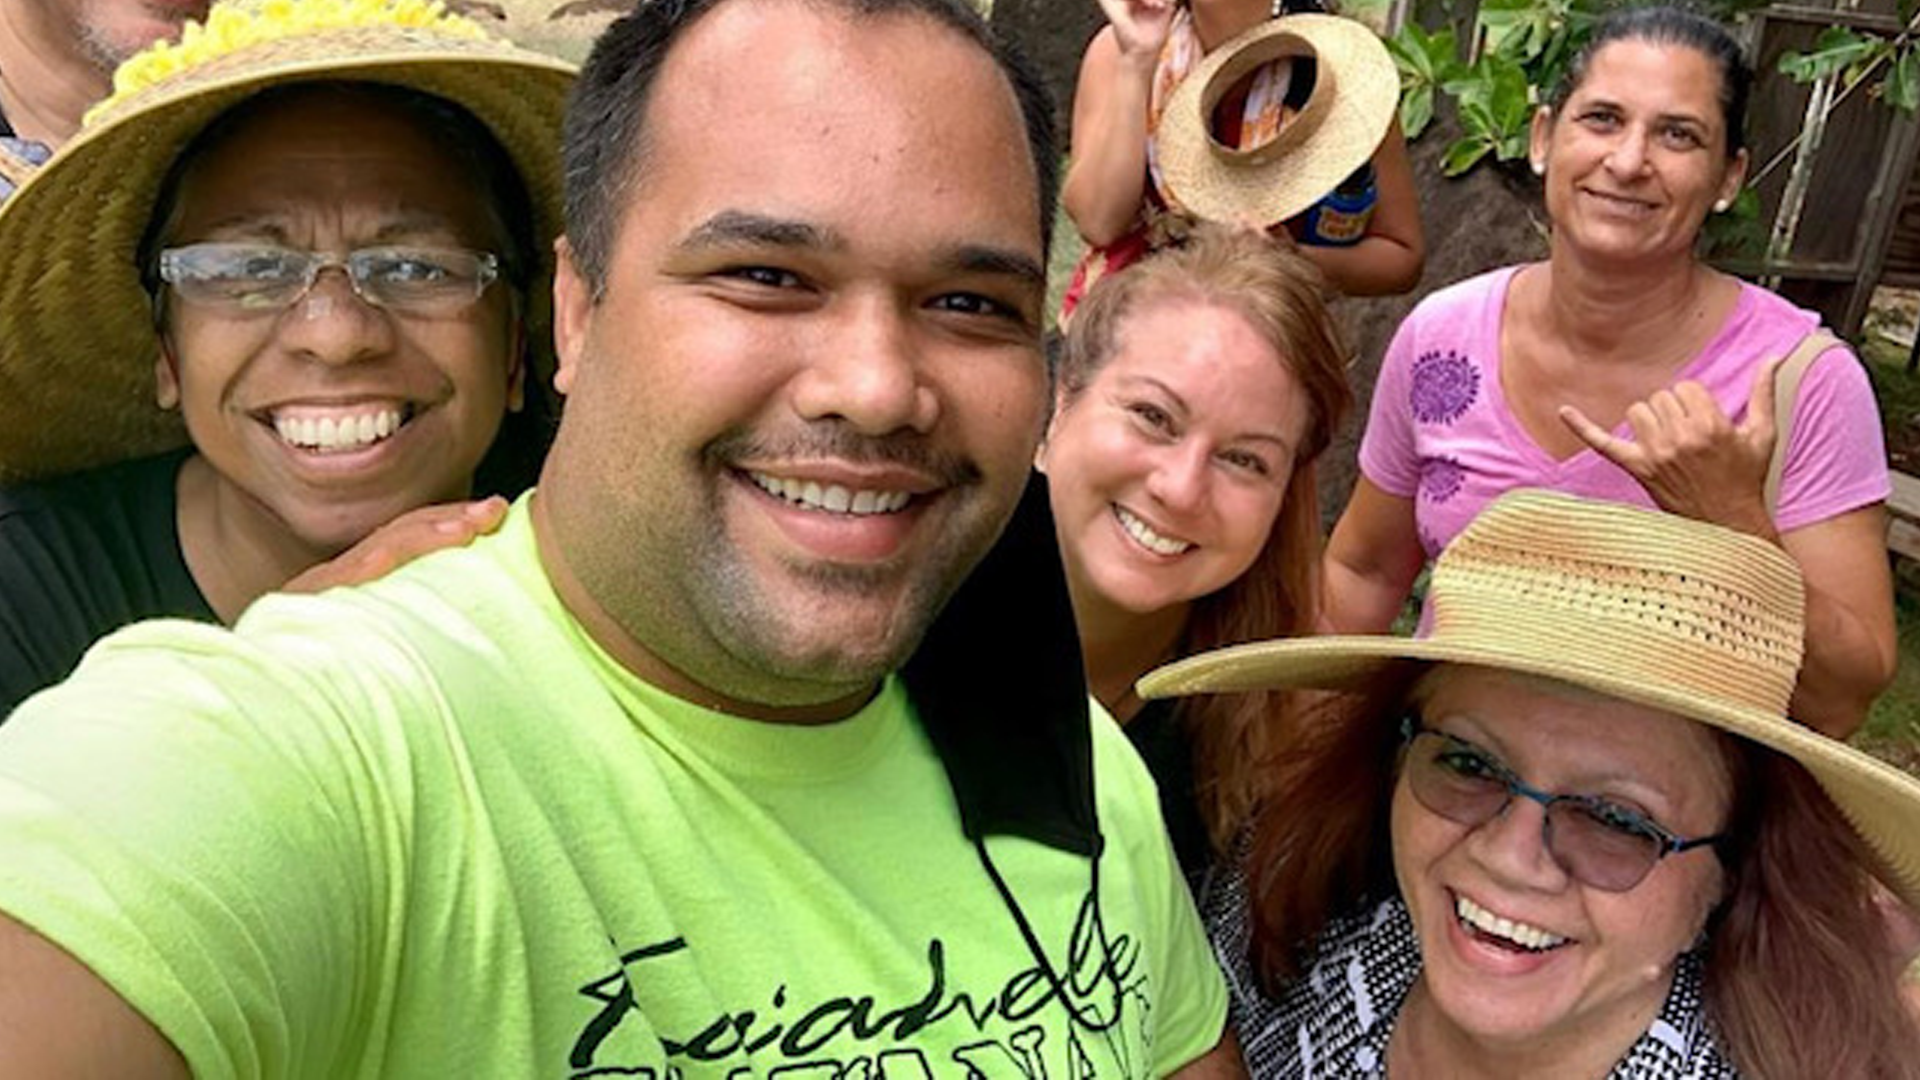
[0,0,576,484]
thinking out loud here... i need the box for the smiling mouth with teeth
[272,406,413,454]
[1455,893,1571,953]
[748,471,912,515]
[1115,506,1192,556]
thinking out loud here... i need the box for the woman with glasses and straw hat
[1142,489,1920,1078]
[0,0,574,715]
[1322,7,1894,740]
[1058,0,1423,323]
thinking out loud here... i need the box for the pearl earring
[1271,0,1284,17]
[1530,159,1545,177]
[1713,198,1731,212]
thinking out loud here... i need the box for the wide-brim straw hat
[1140,489,1920,911]
[1157,13,1398,228]
[0,0,576,485]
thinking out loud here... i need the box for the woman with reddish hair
[1145,489,1920,1077]
[1040,224,1351,879]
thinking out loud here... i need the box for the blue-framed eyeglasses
[1401,716,1727,892]
[157,242,500,316]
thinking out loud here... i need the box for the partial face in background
[1042,297,1307,622]
[1392,666,1733,1055]
[157,88,522,555]
[544,0,1049,716]
[1531,38,1746,267]
[35,0,208,71]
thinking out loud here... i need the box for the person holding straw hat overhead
[1059,0,1423,322]
[1144,488,1920,1078]
[0,0,573,714]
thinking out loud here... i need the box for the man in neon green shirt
[0,0,1239,1075]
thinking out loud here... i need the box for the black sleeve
[0,455,213,722]
[0,502,113,716]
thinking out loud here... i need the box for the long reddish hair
[1705,746,1920,1078]
[1061,224,1354,851]
[1243,671,1920,1074]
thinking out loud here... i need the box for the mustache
[705,424,981,487]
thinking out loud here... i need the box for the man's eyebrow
[939,244,1046,291]
[678,210,842,252]
[676,211,1045,289]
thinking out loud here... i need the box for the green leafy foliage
[1888,44,1920,111]
[1441,53,1534,173]
[1777,26,1879,82]
[1391,0,1597,174]
[1776,23,1920,116]
[1386,22,1462,138]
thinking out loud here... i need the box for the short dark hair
[1550,6,1752,158]
[560,0,1059,299]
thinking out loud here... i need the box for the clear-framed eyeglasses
[156,243,501,317]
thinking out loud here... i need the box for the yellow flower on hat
[86,0,492,125]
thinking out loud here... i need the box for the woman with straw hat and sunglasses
[0,0,573,715]
[1143,489,1920,1077]
[1059,0,1424,323]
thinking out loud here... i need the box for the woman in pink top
[1323,7,1895,738]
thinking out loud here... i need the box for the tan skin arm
[1778,505,1897,737]
[0,912,188,1079]
[1061,0,1173,248]
[1296,118,1426,297]
[1168,1030,1250,1079]
[1320,476,1426,633]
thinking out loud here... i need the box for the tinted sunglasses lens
[1407,735,1509,826]
[1547,802,1662,892]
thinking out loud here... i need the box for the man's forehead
[648,0,1023,153]
[625,0,1040,238]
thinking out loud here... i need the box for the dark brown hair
[1062,225,1354,850]
[1550,6,1752,159]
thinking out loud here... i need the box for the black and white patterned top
[1201,860,1739,1078]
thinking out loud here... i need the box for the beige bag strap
[1763,329,1842,515]
[0,145,35,194]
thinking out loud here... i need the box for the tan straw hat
[1140,489,1920,910]
[0,0,576,485]
[1156,13,1397,228]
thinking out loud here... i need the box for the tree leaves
[1388,23,1461,139]
[1776,25,1919,115]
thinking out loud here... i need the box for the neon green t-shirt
[0,498,1226,1078]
